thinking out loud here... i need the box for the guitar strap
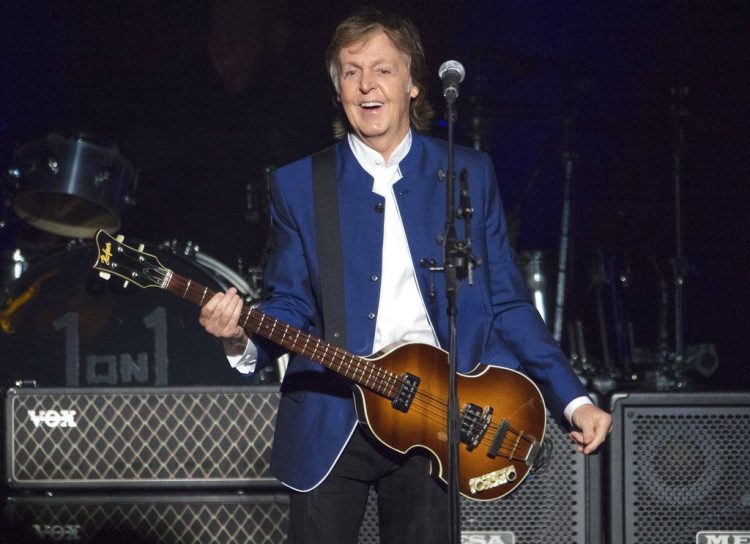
[312,144,347,348]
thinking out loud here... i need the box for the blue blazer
[253,133,588,491]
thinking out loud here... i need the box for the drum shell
[0,243,256,388]
[12,135,136,238]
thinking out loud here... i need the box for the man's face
[337,31,419,159]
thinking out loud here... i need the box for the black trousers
[287,425,449,544]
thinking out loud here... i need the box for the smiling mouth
[360,101,383,110]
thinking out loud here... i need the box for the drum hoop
[192,251,255,298]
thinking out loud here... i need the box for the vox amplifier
[4,386,281,489]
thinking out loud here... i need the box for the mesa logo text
[697,532,750,543]
[462,532,514,544]
[28,410,78,428]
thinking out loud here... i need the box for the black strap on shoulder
[312,144,347,348]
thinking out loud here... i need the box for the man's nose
[359,70,374,92]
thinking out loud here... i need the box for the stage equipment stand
[669,86,689,386]
[652,86,693,390]
[432,62,479,544]
[552,119,577,345]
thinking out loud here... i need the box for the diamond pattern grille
[6,387,281,488]
[4,494,289,543]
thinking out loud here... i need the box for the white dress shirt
[347,131,439,352]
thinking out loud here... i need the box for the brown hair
[325,8,434,139]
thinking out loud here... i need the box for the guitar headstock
[93,230,169,289]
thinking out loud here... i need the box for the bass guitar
[92,230,547,501]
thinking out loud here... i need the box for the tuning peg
[116,235,125,242]
[138,244,145,251]
[99,272,111,280]
[123,280,130,288]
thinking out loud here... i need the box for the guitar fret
[314,339,321,362]
[242,308,250,328]
[386,371,396,396]
[183,279,192,298]
[256,314,265,334]
[345,355,353,375]
[199,287,208,306]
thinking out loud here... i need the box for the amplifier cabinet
[608,391,750,544]
[3,493,289,544]
[356,411,603,544]
[4,386,282,489]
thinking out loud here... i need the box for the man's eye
[344,69,358,77]
[377,68,391,75]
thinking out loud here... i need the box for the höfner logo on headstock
[697,532,750,543]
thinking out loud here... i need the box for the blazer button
[370,274,379,282]
[368,312,376,320]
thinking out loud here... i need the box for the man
[199,8,612,544]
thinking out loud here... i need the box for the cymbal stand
[664,86,690,388]
[552,118,577,344]
[641,87,693,389]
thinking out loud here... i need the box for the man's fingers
[199,288,242,338]
[569,405,613,454]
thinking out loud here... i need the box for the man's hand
[198,287,249,356]
[569,403,613,454]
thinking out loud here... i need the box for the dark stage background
[1,0,749,392]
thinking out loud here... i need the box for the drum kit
[504,86,720,394]
[0,133,280,390]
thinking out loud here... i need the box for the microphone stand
[440,90,478,544]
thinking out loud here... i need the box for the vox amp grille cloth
[4,386,281,489]
[3,493,289,544]
[609,391,750,544]
[357,411,603,544]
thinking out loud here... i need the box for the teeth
[361,102,383,108]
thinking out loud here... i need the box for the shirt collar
[347,130,412,171]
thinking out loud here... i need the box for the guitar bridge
[391,373,420,413]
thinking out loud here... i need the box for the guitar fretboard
[165,271,402,399]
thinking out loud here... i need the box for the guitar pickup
[391,373,420,413]
[461,404,493,451]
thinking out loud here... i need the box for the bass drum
[0,242,273,389]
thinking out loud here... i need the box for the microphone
[438,60,465,102]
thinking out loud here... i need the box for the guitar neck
[164,271,398,398]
